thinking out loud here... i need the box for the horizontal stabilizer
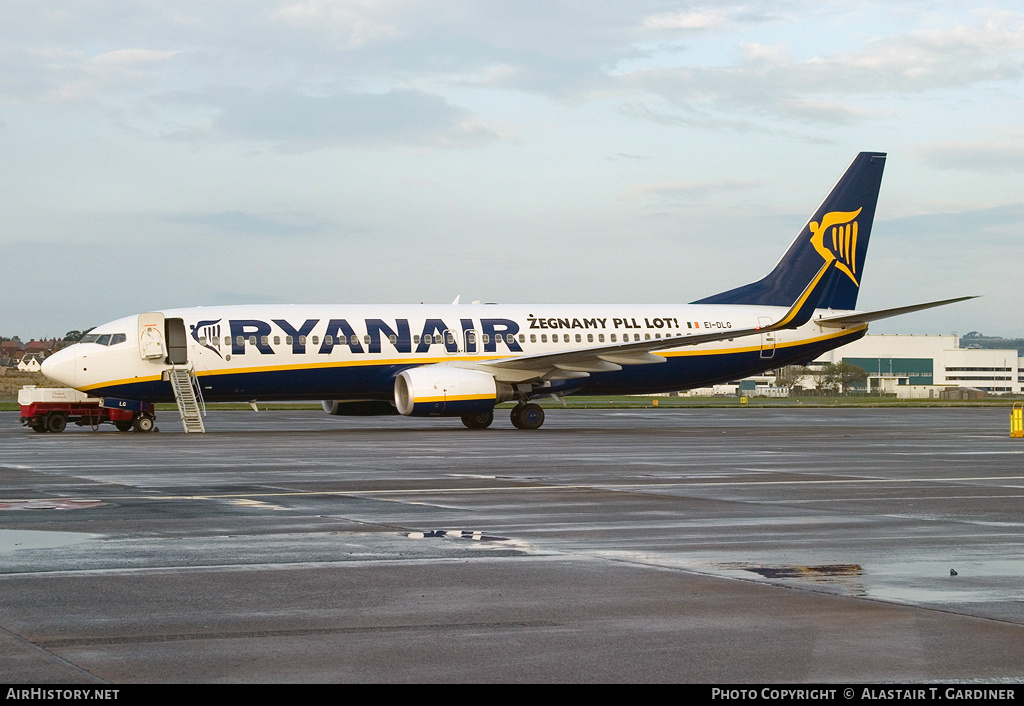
[816,296,978,327]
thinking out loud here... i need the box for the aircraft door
[442,329,460,355]
[138,313,166,360]
[165,318,188,365]
[758,316,776,359]
[463,329,480,355]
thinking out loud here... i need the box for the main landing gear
[460,402,545,430]
[460,410,494,429]
[510,402,544,430]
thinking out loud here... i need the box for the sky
[2,1,1022,339]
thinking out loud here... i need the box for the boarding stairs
[167,366,206,433]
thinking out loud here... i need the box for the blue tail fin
[693,152,886,310]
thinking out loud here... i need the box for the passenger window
[519,334,525,343]
[237,335,244,346]
[248,336,256,346]
[575,334,581,343]
[286,336,293,345]
[413,335,421,344]
[541,334,547,343]
[587,334,593,343]
[610,334,616,342]
[530,334,536,343]
[388,335,397,345]
[199,337,207,346]
[598,334,604,343]
[261,336,268,346]
[563,334,570,343]
[312,336,319,345]
[273,336,280,345]
[364,335,371,345]
[644,333,650,340]
[446,332,455,345]
[324,335,334,346]
[299,335,306,345]
[350,335,358,345]
[481,334,489,344]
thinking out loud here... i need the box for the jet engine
[394,366,511,417]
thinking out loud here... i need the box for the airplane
[41,152,972,432]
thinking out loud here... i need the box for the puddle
[738,563,863,580]
[0,529,96,552]
[0,499,107,511]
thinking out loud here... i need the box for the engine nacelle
[322,400,398,416]
[394,366,509,417]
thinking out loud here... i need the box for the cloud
[912,137,1024,174]
[265,0,403,48]
[162,210,330,237]
[172,86,499,151]
[620,179,761,202]
[881,203,1024,240]
[640,8,735,32]
[616,10,1024,125]
[0,46,178,103]
[91,48,177,65]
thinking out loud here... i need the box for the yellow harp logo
[809,208,862,287]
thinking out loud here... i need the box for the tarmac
[2,406,1023,683]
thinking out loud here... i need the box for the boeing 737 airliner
[41,152,970,431]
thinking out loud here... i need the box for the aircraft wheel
[461,410,494,429]
[511,403,544,430]
[46,413,67,433]
[133,414,155,433]
[115,421,133,432]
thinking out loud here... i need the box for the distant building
[17,355,43,372]
[1,340,25,362]
[679,334,1023,398]
[812,334,1022,396]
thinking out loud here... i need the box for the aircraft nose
[41,347,77,388]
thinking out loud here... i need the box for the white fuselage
[42,303,866,404]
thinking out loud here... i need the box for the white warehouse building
[810,334,1023,396]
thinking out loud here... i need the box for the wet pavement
[2,407,1023,682]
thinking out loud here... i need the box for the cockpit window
[79,333,127,346]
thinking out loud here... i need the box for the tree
[64,328,93,342]
[814,362,867,395]
[774,365,807,390]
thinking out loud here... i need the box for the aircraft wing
[476,325,763,382]
[476,262,834,383]
[814,296,978,327]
